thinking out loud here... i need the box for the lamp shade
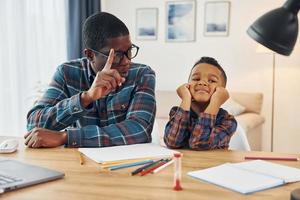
[247,0,300,56]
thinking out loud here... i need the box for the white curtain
[0,0,67,136]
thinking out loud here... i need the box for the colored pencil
[245,156,299,161]
[109,160,154,171]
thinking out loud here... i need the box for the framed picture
[204,1,230,36]
[166,1,196,42]
[136,8,158,40]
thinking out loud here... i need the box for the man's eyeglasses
[90,44,139,66]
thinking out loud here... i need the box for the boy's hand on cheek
[177,83,192,111]
[177,83,192,101]
[210,87,229,107]
[204,87,228,115]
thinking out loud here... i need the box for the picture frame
[136,8,158,40]
[166,1,196,42]
[204,1,230,36]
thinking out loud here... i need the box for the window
[0,0,67,136]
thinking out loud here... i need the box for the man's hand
[24,128,67,148]
[81,49,125,107]
[205,87,229,115]
[177,83,192,110]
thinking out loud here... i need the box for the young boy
[164,57,237,150]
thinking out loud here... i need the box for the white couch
[153,91,265,150]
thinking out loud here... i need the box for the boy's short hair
[190,56,227,86]
[82,12,129,51]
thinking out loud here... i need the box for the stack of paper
[188,160,300,194]
[78,143,178,168]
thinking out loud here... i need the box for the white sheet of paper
[231,160,300,183]
[78,143,178,164]
[188,163,284,194]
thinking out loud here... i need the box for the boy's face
[188,63,225,103]
[93,35,132,78]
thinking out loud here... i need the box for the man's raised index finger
[103,49,114,70]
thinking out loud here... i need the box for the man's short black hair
[190,56,227,85]
[82,12,129,51]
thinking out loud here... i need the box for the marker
[131,159,163,176]
[245,156,299,161]
[109,160,154,171]
[139,159,168,176]
[152,159,174,174]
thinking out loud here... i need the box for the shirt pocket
[106,89,133,121]
[107,102,129,122]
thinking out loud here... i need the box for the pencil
[245,156,299,161]
[101,158,154,169]
[109,160,154,171]
[152,159,174,174]
[79,152,84,165]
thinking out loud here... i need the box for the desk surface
[1,137,300,200]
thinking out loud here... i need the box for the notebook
[78,143,178,167]
[187,160,300,194]
[0,158,64,193]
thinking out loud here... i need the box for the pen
[109,160,154,171]
[139,159,168,176]
[131,159,163,176]
[152,159,174,174]
[245,156,299,161]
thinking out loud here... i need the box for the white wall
[102,0,300,153]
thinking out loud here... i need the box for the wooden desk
[1,137,300,200]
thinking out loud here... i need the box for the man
[25,12,156,148]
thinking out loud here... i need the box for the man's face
[188,63,225,103]
[92,35,133,78]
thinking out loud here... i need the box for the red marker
[139,160,167,176]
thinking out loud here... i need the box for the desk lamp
[247,0,300,56]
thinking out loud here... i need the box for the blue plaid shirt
[164,107,237,150]
[27,58,156,147]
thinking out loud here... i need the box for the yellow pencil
[79,152,84,165]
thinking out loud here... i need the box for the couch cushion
[221,97,246,116]
[230,92,263,114]
[156,90,180,119]
[235,113,265,132]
